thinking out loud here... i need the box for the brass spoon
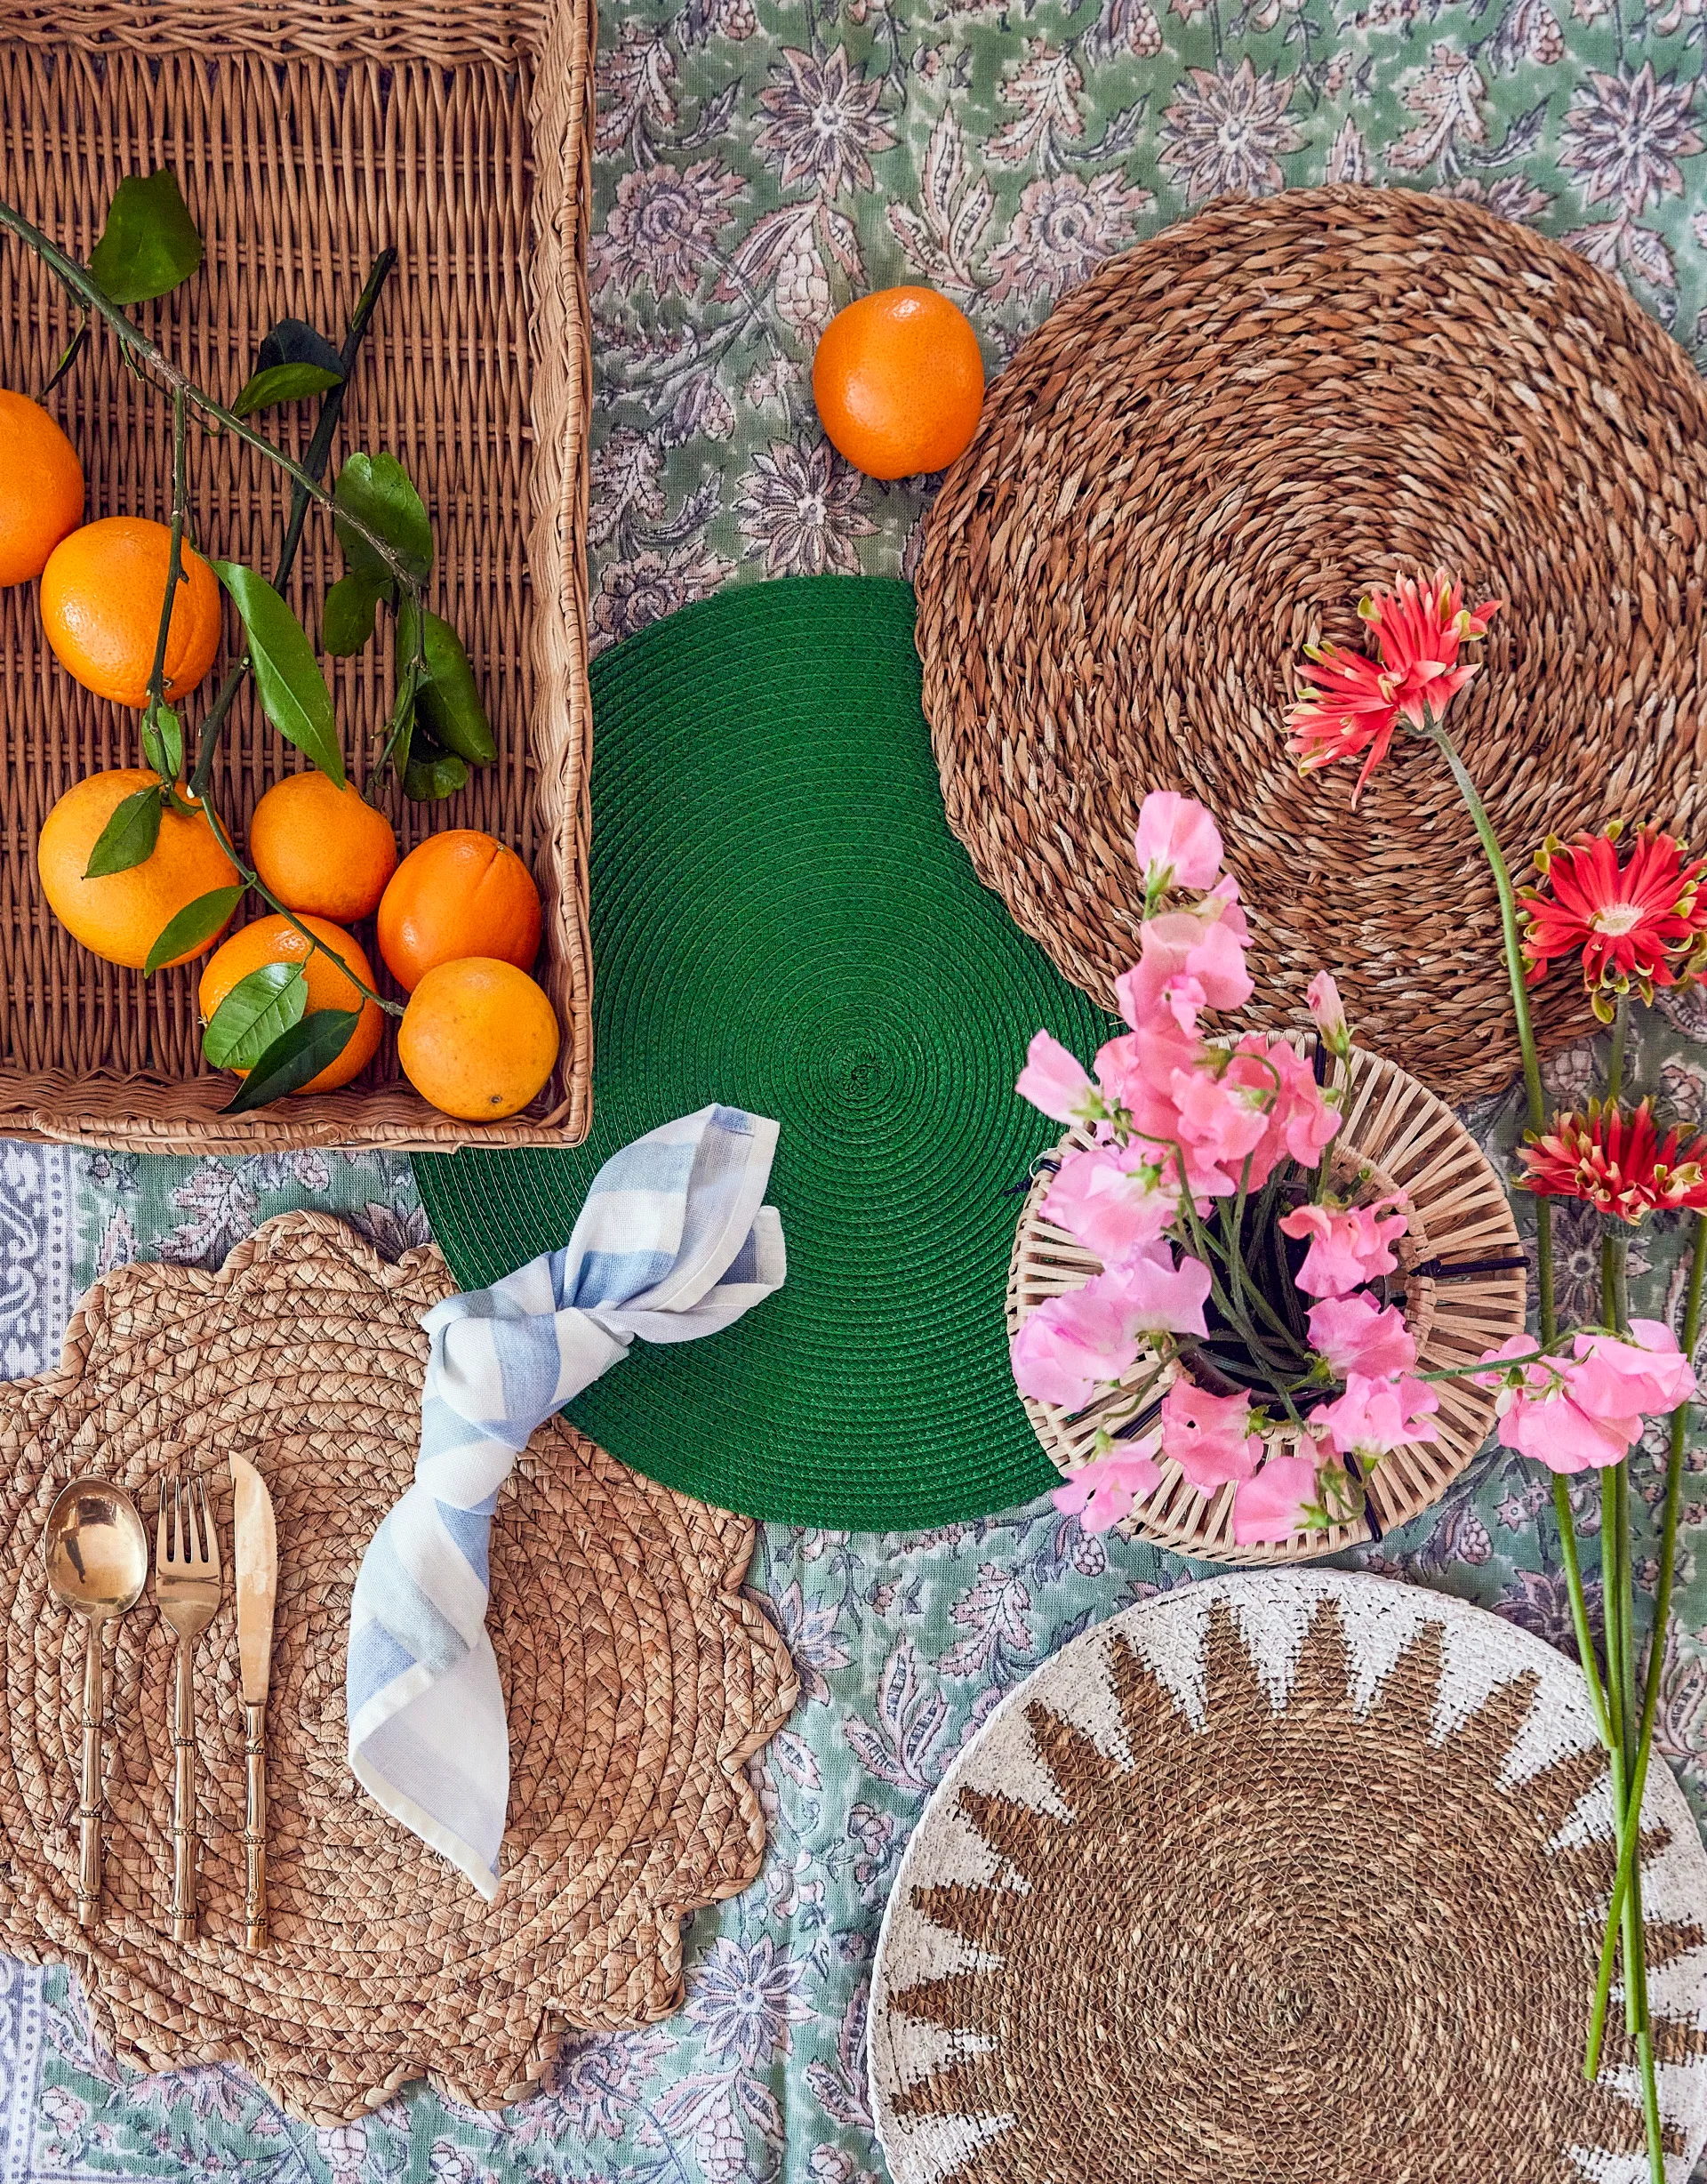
[43,1477,148,1929]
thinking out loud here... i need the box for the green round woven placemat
[413,575,1112,1530]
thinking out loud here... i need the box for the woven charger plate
[916,186,1707,1105]
[0,1212,797,2124]
[1006,1047,1526,1562]
[870,1571,1707,2184]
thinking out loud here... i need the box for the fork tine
[196,1474,218,1575]
[155,1474,170,1572]
[172,1470,185,1567]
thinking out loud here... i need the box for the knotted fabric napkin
[347,1104,785,1896]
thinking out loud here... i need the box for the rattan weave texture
[0,1212,797,2124]
[916,187,1707,1105]
[870,1573,1707,2184]
[0,0,594,1150]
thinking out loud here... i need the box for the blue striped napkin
[346,1104,785,1897]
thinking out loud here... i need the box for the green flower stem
[142,386,189,771]
[188,245,397,802]
[1607,994,1631,1105]
[0,195,415,598]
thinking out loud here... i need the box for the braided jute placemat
[0,1212,797,2124]
[916,186,1707,1105]
[870,1571,1707,2184]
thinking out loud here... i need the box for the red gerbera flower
[1519,827,1707,1022]
[1286,568,1501,802]
[1519,1097,1707,1224]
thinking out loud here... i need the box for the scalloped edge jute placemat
[0,1212,798,2124]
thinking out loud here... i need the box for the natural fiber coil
[1006,1046,1526,1562]
[916,186,1707,1105]
[0,0,594,1150]
[870,1571,1707,2184]
[0,1212,797,2124]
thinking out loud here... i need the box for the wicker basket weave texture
[0,0,594,1150]
[916,187,1707,1106]
[0,1212,798,2124]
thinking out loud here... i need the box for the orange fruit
[198,913,384,1094]
[812,287,984,481]
[40,517,223,709]
[0,391,84,586]
[376,828,543,994]
[398,957,560,1121]
[248,773,398,923]
[37,767,239,970]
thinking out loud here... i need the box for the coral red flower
[1519,1098,1707,1224]
[1519,827,1707,1021]
[1286,568,1501,801]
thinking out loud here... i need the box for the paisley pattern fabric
[6,0,1707,2168]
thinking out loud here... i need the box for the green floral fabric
[7,0,1707,2173]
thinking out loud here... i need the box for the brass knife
[229,1453,277,1950]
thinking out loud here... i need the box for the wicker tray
[0,1213,797,2122]
[0,0,594,1151]
[916,187,1707,1106]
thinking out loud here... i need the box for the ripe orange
[40,517,223,710]
[37,768,239,969]
[249,773,398,923]
[813,287,984,481]
[0,391,84,587]
[376,829,543,994]
[198,913,384,1094]
[397,958,560,1121]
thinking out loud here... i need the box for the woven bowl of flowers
[0,1212,797,2124]
[1006,1046,1526,1562]
[916,185,1707,1107]
[870,1570,1707,2184]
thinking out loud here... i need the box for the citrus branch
[142,384,189,772]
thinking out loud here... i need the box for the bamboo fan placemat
[1006,1047,1526,1562]
[916,186,1707,1105]
[0,1212,797,2124]
[870,1571,1707,2184]
[0,0,593,1150]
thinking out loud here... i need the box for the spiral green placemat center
[413,576,1111,1530]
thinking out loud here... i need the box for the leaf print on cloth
[1158,60,1305,203]
[755,47,897,197]
[845,1636,955,1792]
[593,542,737,651]
[597,20,680,155]
[985,170,1154,305]
[1390,45,1489,175]
[987,42,1086,170]
[735,436,878,574]
[888,108,994,300]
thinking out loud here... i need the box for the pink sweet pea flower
[1159,1380,1262,1493]
[1242,1034,1340,1180]
[1230,1454,1318,1546]
[1053,1433,1165,1534]
[1279,1198,1408,1298]
[1101,1243,1213,1337]
[1134,791,1224,895]
[1311,1372,1439,1459]
[1306,1292,1418,1379]
[1115,891,1254,1033]
[1016,1031,1101,1125]
[1043,1144,1180,1265]
[1169,1061,1270,1175]
[1567,1318,1698,1419]
[1472,1335,1632,1473]
[1010,1277,1143,1409]
[1307,970,1351,1057]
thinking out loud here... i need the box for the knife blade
[229,1453,276,1948]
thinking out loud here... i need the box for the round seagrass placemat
[0,1212,797,2124]
[916,186,1707,1106]
[416,576,1111,1530]
[1007,1047,1526,1562]
[870,1571,1707,2184]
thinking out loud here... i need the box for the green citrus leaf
[202,961,308,1071]
[83,785,163,879]
[333,453,432,588]
[403,731,469,803]
[222,1008,361,1112]
[322,572,387,658]
[143,886,242,975]
[140,703,183,783]
[231,362,342,420]
[214,561,346,788]
[90,172,204,306]
[396,600,496,767]
[255,317,345,377]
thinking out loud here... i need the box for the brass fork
[154,1473,220,1941]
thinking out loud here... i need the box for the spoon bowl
[43,1476,148,1927]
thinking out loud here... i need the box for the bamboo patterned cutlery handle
[243,1701,267,1950]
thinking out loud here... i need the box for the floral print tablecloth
[6,1,1707,2176]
